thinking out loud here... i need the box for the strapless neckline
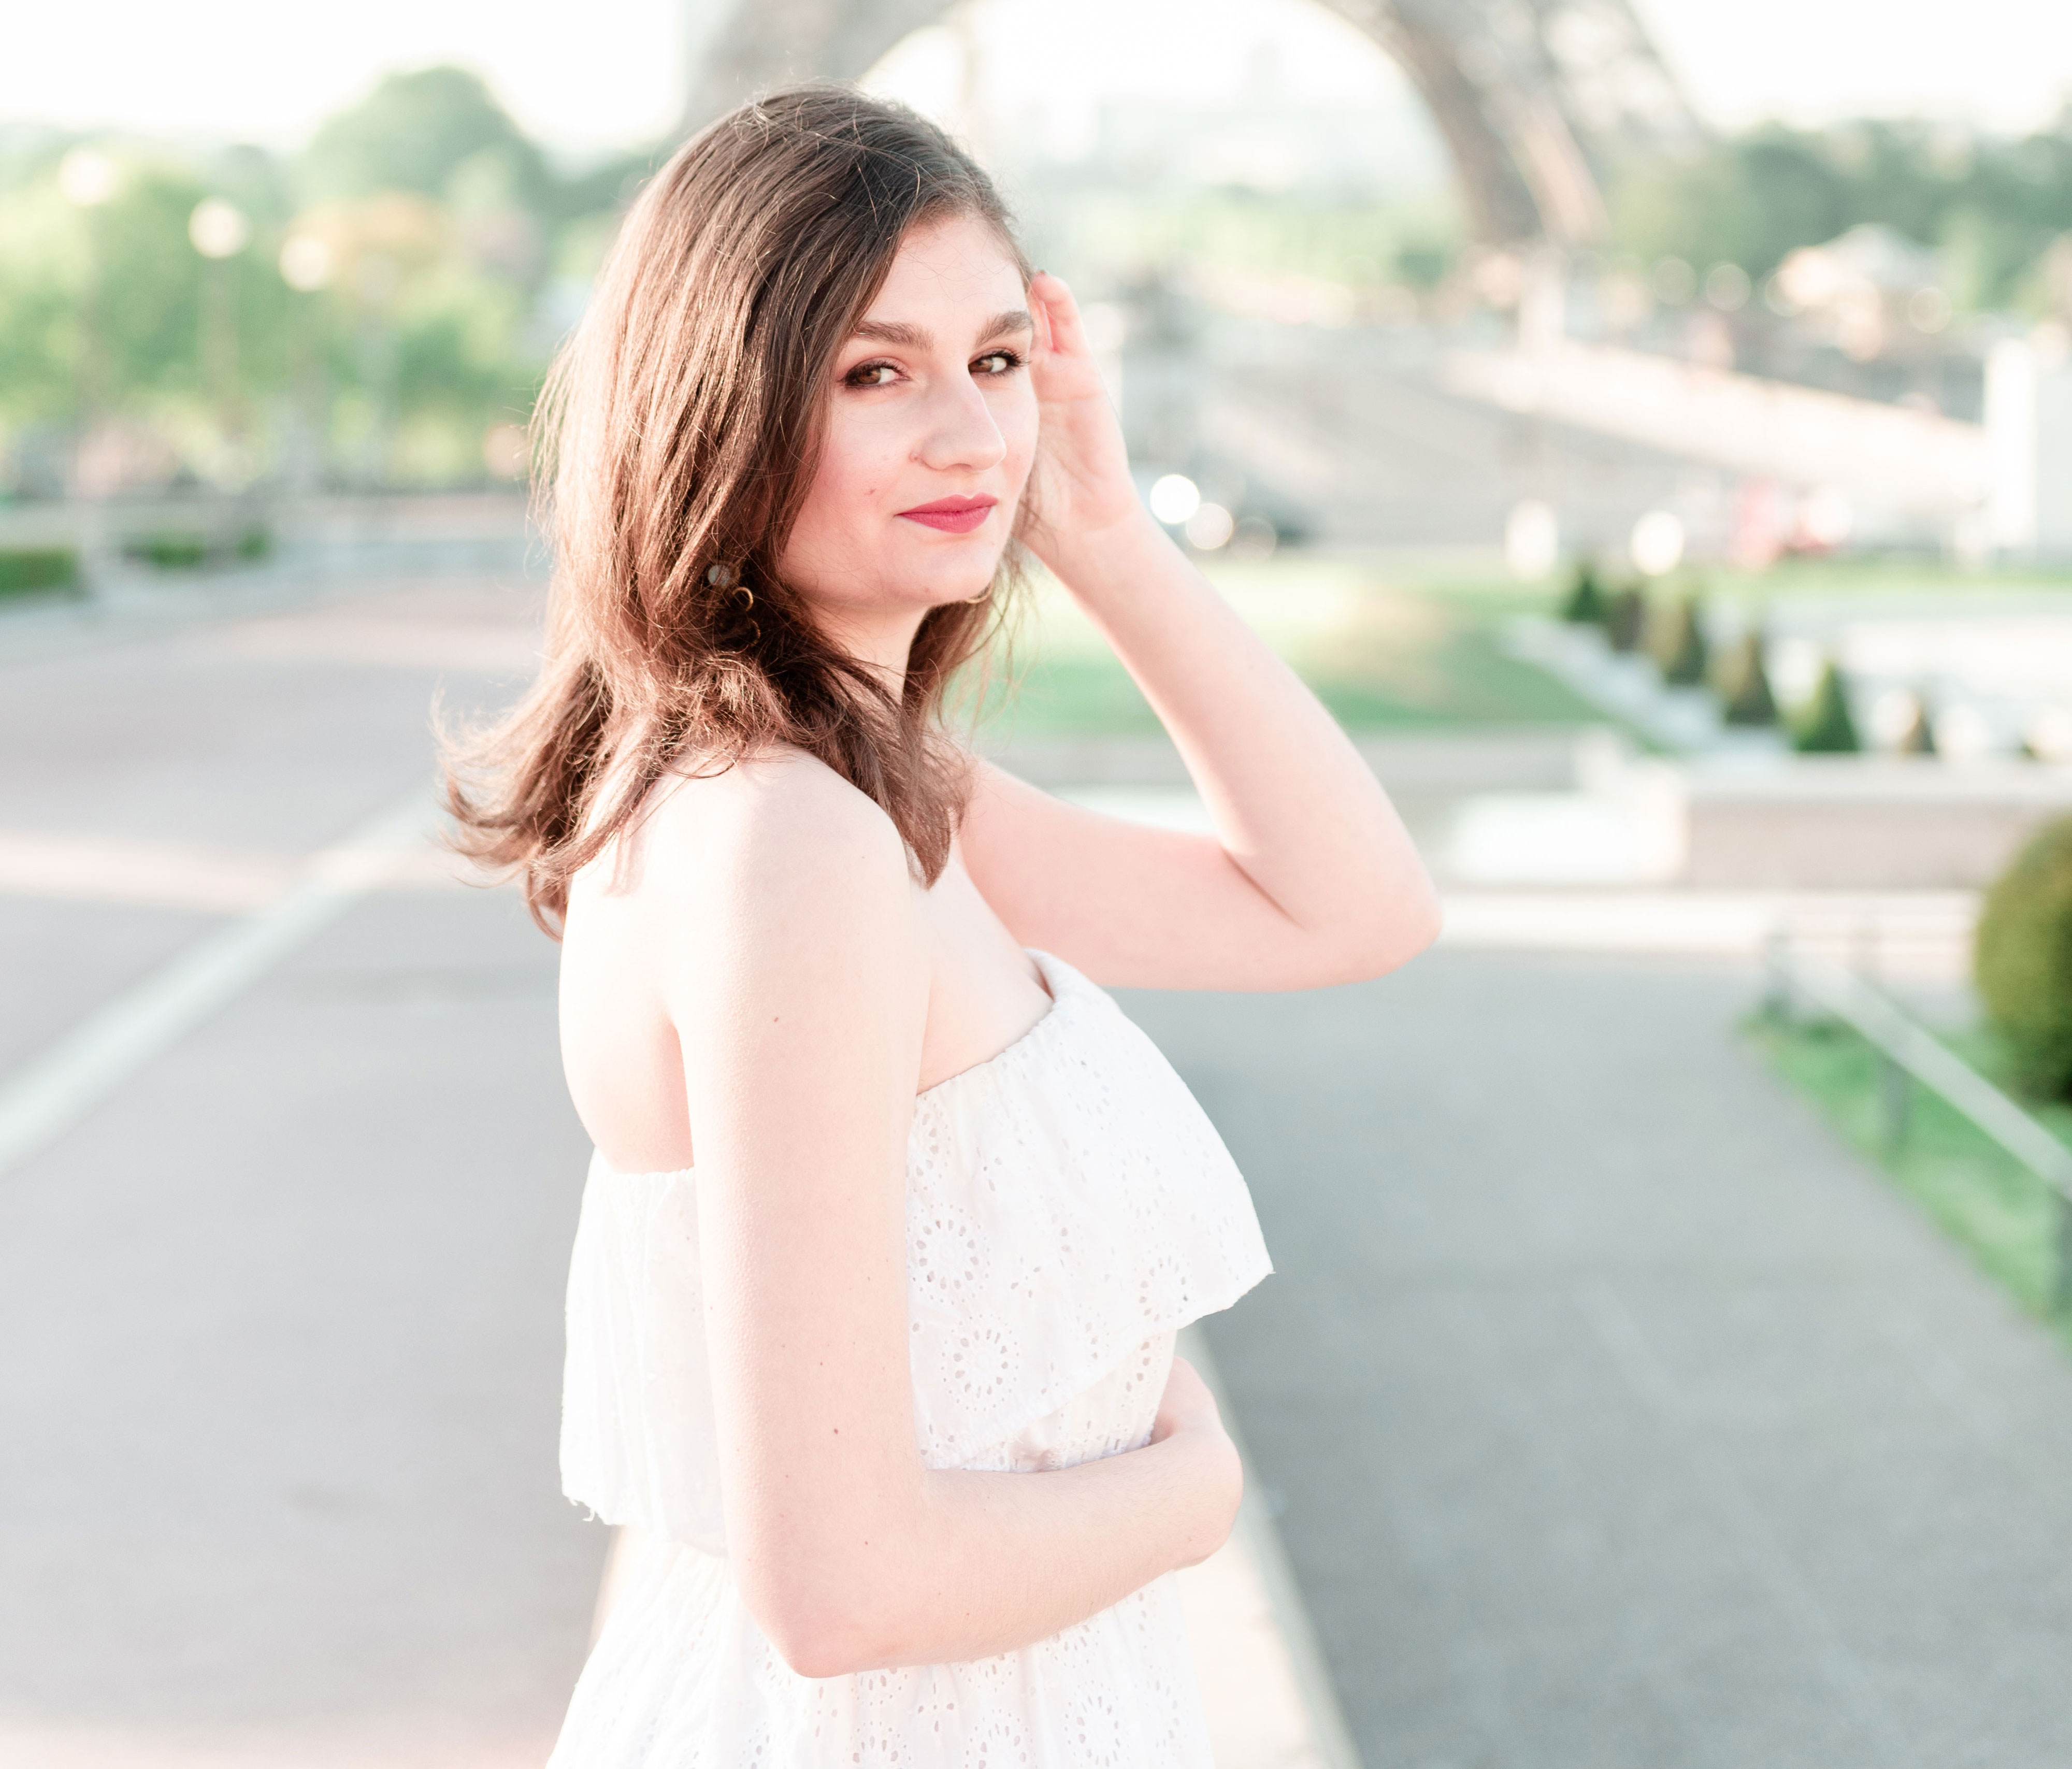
[595,947,1073,1182]
[552,939,1272,1766]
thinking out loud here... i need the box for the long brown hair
[446,85,1031,932]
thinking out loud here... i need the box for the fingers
[1030,270,1088,362]
[1029,271,1057,356]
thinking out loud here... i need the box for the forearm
[1049,511,1438,969]
[853,1429,1238,1671]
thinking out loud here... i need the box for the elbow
[749,1575,894,1681]
[1392,883,1447,969]
[1333,877,1445,985]
[770,1623,874,1683]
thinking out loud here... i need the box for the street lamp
[57,147,120,209]
[58,147,121,591]
[189,198,250,482]
[278,235,335,494]
[278,235,333,294]
[189,198,250,261]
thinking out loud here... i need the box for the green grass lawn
[1703,554,2072,603]
[1747,1012,2072,1326]
[969,549,2072,742]
[973,553,1603,739]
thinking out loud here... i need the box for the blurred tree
[1794,660,1861,752]
[297,66,551,218]
[0,158,280,428]
[0,67,654,494]
[1559,557,1605,624]
[278,67,637,484]
[1605,585,1646,652]
[1610,117,2072,306]
[1611,127,1837,279]
[1717,631,1779,726]
[1975,815,2072,1100]
[207,142,294,229]
[1650,591,1708,685]
[0,183,88,426]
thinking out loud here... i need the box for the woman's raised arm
[958,271,1442,993]
[658,758,1240,1677]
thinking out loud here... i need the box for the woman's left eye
[972,350,1024,377]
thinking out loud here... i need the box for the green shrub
[1976,815,2072,1101]
[122,524,271,571]
[1651,593,1709,684]
[1560,559,1606,625]
[1717,631,1778,725]
[1795,660,1861,752]
[1606,586,1646,652]
[127,534,210,570]
[0,547,80,597]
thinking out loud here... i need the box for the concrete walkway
[10,569,2072,1765]
[0,570,1340,1766]
[0,574,601,1766]
[1123,954,2072,1769]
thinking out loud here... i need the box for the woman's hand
[1149,1353,1221,1445]
[1149,1355,1243,1567]
[1024,270,1149,570]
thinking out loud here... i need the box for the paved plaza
[0,572,601,1767]
[4,562,2071,1765]
[1128,955,2072,1768]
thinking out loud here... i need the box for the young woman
[452,84,1438,1766]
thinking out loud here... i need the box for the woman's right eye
[845,362,899,388]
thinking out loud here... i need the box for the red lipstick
[898,494,997,535]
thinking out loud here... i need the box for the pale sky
[2,0,2068,152]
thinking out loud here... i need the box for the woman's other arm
[660,760,1239,1678]
[959,272,1442,993]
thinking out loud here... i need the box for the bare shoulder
[642,747,905,878]
[611,747,919,959]
[640,750,929,1099]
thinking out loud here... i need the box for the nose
[914,370,1007,474]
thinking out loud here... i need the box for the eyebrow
[851,309,1034,350]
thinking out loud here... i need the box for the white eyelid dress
[548,947,1273,1766]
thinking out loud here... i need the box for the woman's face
[778,213,1037,643]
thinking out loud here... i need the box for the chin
[787,530,1009,621]
[902,541,1009,608]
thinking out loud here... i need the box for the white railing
[1764,937,2072,1310]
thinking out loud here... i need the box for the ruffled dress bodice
[549,948,1272,1767]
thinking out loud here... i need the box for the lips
[898,495,998,535]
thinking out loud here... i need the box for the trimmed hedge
[1560,559,1606,625]
[129,535,209,570]
[0,547,80,597]
[1717,631,1778,726]
[1605,586,1646,652]
[1795,660,1861,752]
[1651,593,1708,685]
[1976,815,2072,1101]
[123,524,272,571]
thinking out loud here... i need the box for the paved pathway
[0,569,1337,1768]
[1123,954,2072,1769]
[10,568,2072,1766]
[0,573,602,1767]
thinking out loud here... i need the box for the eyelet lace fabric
[550,948,1273,1766]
